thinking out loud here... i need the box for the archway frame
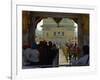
[23,11,89,50]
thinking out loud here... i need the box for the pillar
[28,13,36,45]
[28,12,43,45]
[77,15,84,56]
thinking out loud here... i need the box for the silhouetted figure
[48,41,53,48]
[37,41,59,67]
[51,44,59,66]
[46,41,53,66]
[38,41,49,66]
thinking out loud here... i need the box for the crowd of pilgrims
[22,40,59,67]
[65,43,81,63]
[22,40,89,68]
[65,43,89,65]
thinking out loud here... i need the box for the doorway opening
[22,11,89,69]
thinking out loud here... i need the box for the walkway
[59,48,68,65]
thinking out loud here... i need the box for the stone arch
[22,11,89,53]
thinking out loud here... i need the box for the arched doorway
[22,11,89,68]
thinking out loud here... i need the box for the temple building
[22,11,89,50]
[35,17,77,47]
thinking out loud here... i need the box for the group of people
[64,43,80,63]
[63,42,89,66]
[22,40,89,68]
[22,40,59,67]
[72,45,89,66]
[65,42,89,65]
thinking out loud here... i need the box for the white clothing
[24,48,39,62]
